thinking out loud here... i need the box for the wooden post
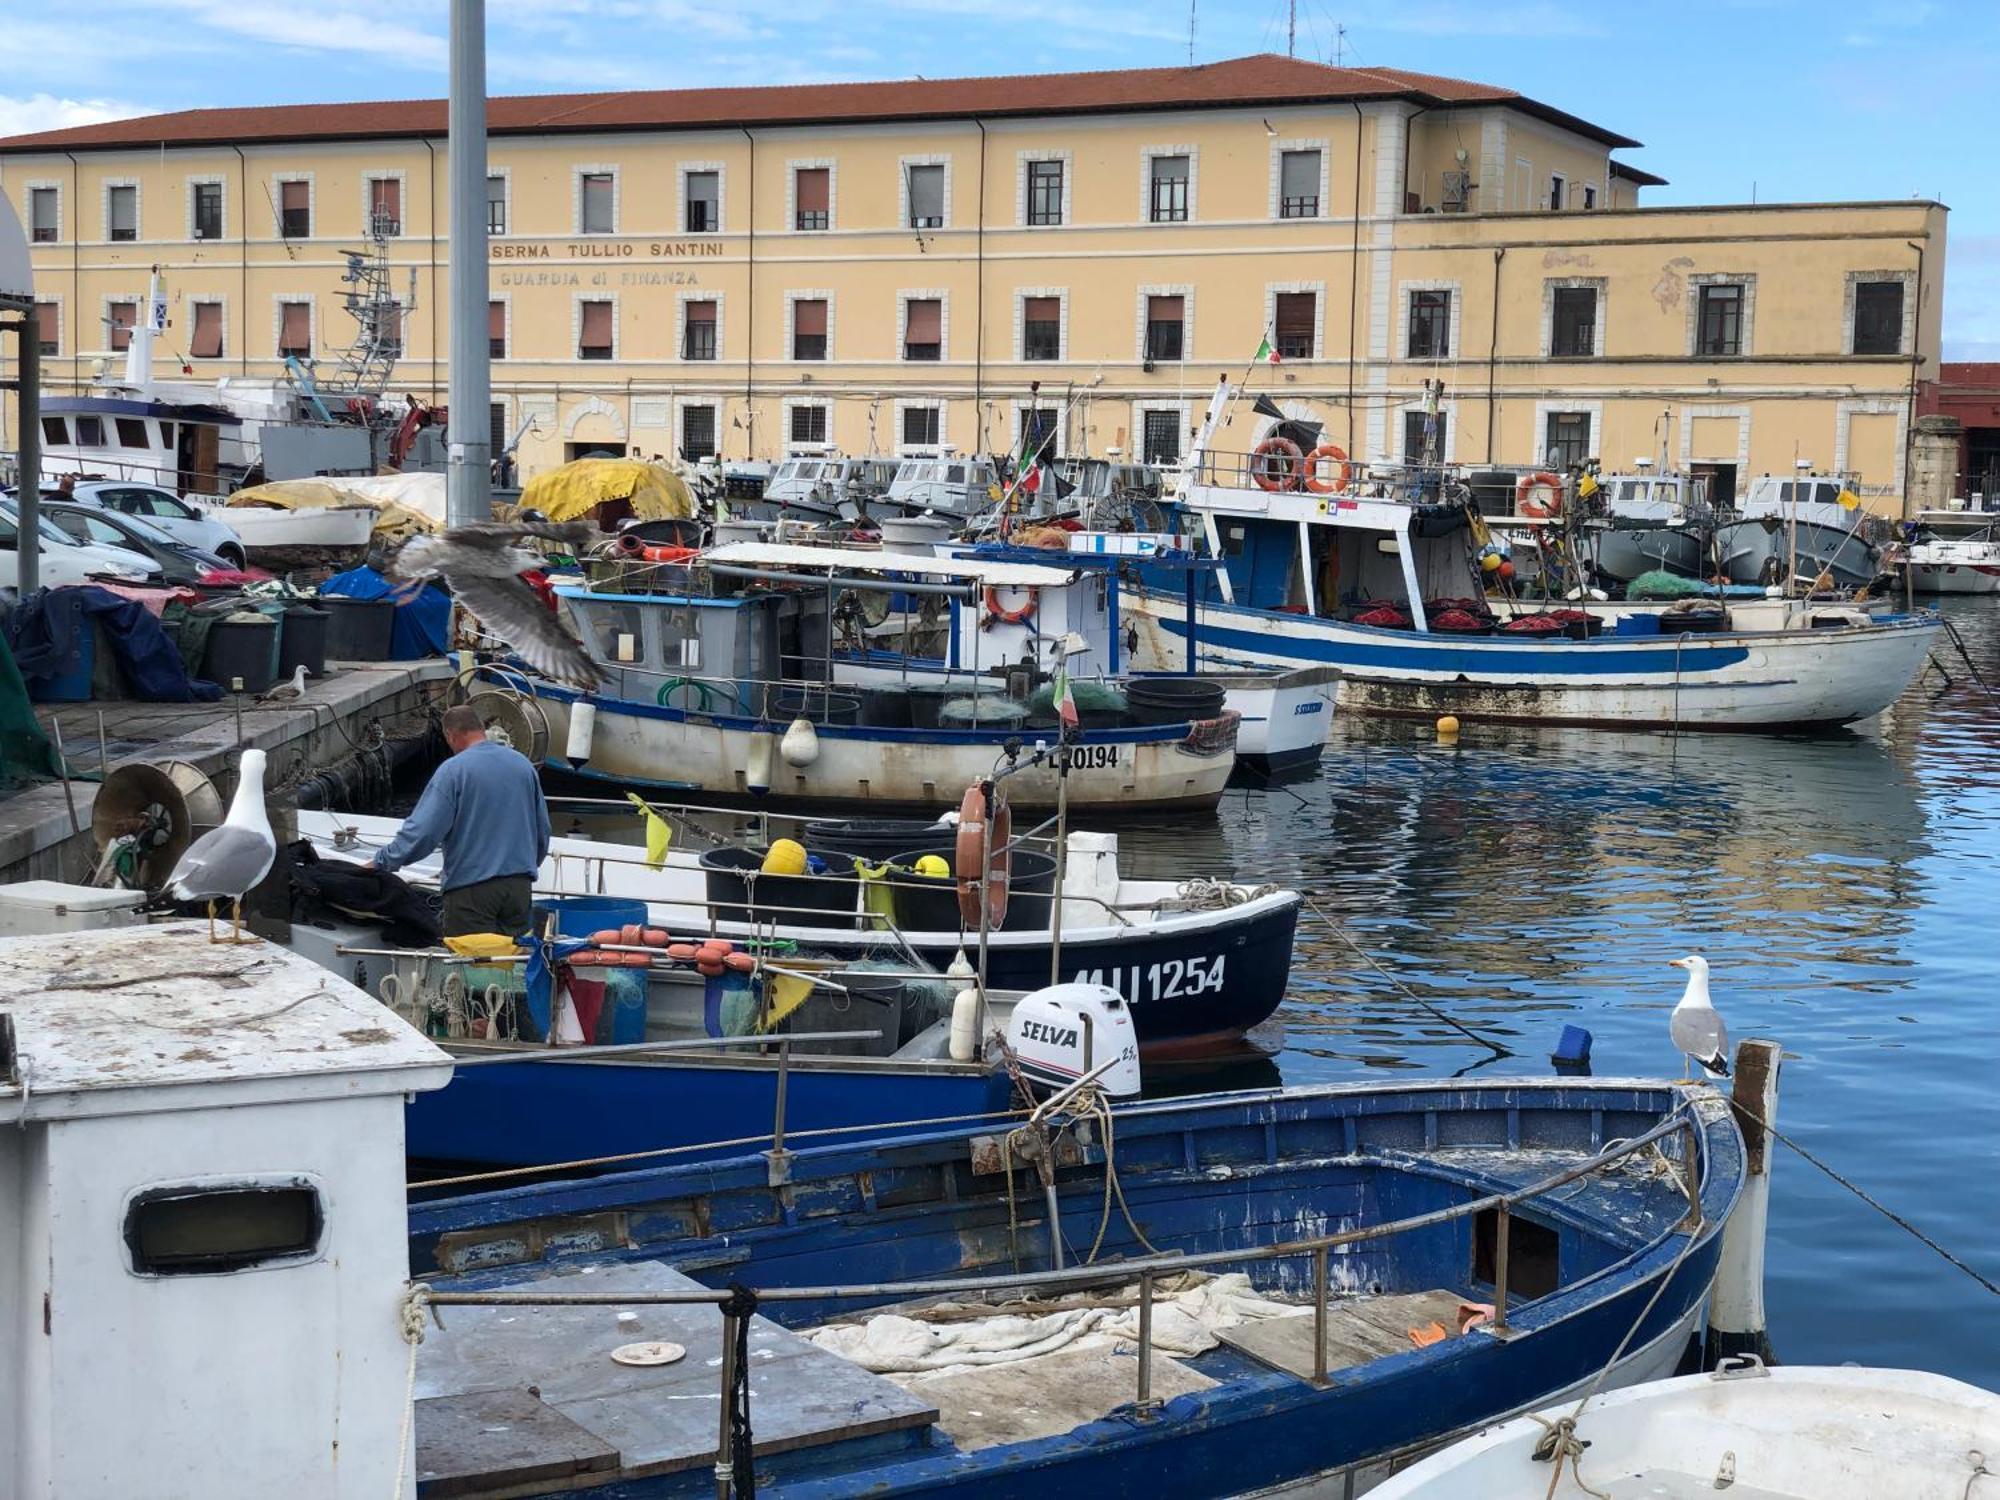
[1705,1037,1780,1367]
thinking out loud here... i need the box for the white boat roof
[0,922,451,1120]
[705,540,1076,586]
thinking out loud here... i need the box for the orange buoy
[667,943,699,962]
[589,928,623,947]
[723,950,756,973]
[643,928,671,948]
[619,923,644,946]
[954,781,1012,928]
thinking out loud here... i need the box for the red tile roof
[0,53,1642,153]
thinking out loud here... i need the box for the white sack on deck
[808,1272,1306,1379]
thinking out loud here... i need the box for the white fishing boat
[1122,379,1938,732]
[1906,534,2000,594]
[209,498,380,551]
[1714,473,1883,589]
[1370,1361,2000,1499]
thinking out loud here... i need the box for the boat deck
[414,1260,939,1495]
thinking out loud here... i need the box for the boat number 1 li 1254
[1073,955,1225,1003]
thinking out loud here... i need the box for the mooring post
[1705,1037,1780,1367]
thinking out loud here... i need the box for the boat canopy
[523,458,694,522]
[705,540,1076,587]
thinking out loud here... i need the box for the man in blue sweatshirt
[374,704,550,938]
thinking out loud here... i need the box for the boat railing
[1186,447,1459,499]
[414,1107,1709,1454]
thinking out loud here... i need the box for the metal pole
[445,0,492,527]
[16,313,41,595]
[1048,743,1069,986]
[765,1038,794,1186]
[1312,1244,1330,1383]
[1491,1204,1511,1333]
[713,1311,739,1500]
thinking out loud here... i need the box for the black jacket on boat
[283,839,442,948]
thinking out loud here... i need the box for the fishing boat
[404,1073,1745,1498]
[1370,1361,2000,1498]
[513,540,1243,812]
[295,806,1301,1065]
[1714,473,1883,589]
[1904,532,2000,594]
[1579,468,1712,584]
[1123,379,1939,731]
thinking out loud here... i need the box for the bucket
[321,596,395,661]
[279,606,330,679]
[777,970,904,1057]
[773,687,862,726]
[804,817,955,865]
[856,686,914,728]
[538,894,648,939]
[1126,676,1227,726]
[204,615,279,694]
[27,621,96,703]
[699,845,859,929]
[891,846,1058,934]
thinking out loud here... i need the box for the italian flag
[1052,661,1079,730]
[1255,333,1281,365]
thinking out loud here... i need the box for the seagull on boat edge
[1668,955,1730,1080]
[391,520,601,690]
[165,747,277,944]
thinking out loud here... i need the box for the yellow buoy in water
[762,838,809,876]
[1436,715,1461,738]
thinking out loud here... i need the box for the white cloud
[157,0,447,67]
[0,93,149,138]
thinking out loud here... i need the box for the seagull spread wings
[394,522,601,689]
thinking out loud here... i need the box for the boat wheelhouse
[1715,473,1883,589]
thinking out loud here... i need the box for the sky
[5,0,1994,357]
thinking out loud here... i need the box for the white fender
[780,716,820,768]
[564,700,597,764]
[746,730,775,795]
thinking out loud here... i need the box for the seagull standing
[258,664,309,703]
[166,747,277,944]
[1668,955,1730,1080]
[390,520,600,689]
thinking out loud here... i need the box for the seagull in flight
[1668,955,1730,1080]
[391,520,600,689]
[167,747,277,944]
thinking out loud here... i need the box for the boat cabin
[37,396,241,495]
[763,457,897,515]
[1595,471,1710,523]
[886,456,1001,518]
[1738,474,1858,523]
[0,921,451,1498]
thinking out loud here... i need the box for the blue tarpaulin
[318,565,451,659]
[6,587,221,703]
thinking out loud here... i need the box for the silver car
[59,480,246,568]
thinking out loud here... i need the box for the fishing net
[0,628,60,787]
[1626,570,1708,600]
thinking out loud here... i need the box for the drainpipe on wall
[1486,247,1506,462]
[1903,236,1926,521]
[1346,103,1362,456]
[231,146,249,376]
[65,153,81,390]
[975,119,987,453]
[740,127,756,461]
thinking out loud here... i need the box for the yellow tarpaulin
[521,459,693,523]
[226,477,438,540]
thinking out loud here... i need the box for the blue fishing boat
[408,1074,1745,1497]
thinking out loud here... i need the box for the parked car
[58,480,246,566]
[40,501,238,586]
[0,498,161,589]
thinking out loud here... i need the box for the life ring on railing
[614,534,699,564]
[1304,443,1351,493]
[1252,435,1305,492]
[983,584,1038,625]
[1516,471,1564,519]
[954,781,1011,928]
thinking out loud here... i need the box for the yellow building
[0,53,1945,506]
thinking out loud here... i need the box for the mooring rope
[1302,898,1513,1057]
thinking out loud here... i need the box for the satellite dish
[91,761,223,890]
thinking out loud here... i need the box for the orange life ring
[1304,443,1351,493]
[954,781,1011,928]
[983,584,1038,625]
[1252,435,1304,492]
[1517,471,1563,519]
[615,535,699,563]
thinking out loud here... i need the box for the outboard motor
[1005,981,1142,1099]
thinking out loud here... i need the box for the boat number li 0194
[1075,955,1227,1003]
[1068,745,1122,769]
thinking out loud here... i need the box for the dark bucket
[804,817,955,865]
[322,596,395,661]
[773,687,862,726]
[775,970,905,1057]
[699,845,859,928]
[890,846,1058,934]
[1126,676,1227,726]
[279,605,330,679]
[856,686,914,728]
[204,616,279,694]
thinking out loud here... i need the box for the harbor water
[1115,597,2000,1387]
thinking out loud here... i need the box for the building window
[1545,412,1591,471]
[791,298,828,360]
[1550,286,1598,358]
[488,402,509,455]
[486,175,507,235]
[1149,155,1189,223]
[107,301,137,352]
[367,177,401,237]
[190,301,224,359]
[580,172,614,235]
[903,297,942,361]
[681,405,718,462]
[685,170,720,233]
[794,167,830,231]
[1022,296,1061,361]
[488,300,506,359]
[903,405,941,448]
[1697,283,1745,356]
[1026,159,1064,226]
[192,182,224,241]
[1145,295,1185,362]
[277,180,309,239]
[789,404,829,447]
[578,299,613,360]
[1408,290,1452,359]
[1548,174,1565,210]
[906,163,945,228]
[33,302,58,356]
[108,185,138,242]
[1142,409,1181,464]
[1021,407,1060,463]
[1274,291,1316,360]
[28,186,58,243]
[278,301,311,358]
[1402,408,1447,464]
[1582,184,1598,210]
[1279,150,1320,218]
[1852,280,1905,355]
[683,300,717,360]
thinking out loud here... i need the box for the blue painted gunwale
[411,1077,1743,1499]
[43,394,241,425]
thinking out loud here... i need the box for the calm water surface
[1112,598,2000,1385]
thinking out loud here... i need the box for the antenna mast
[1287,0,1296,56]
[1187,0,1196,65]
